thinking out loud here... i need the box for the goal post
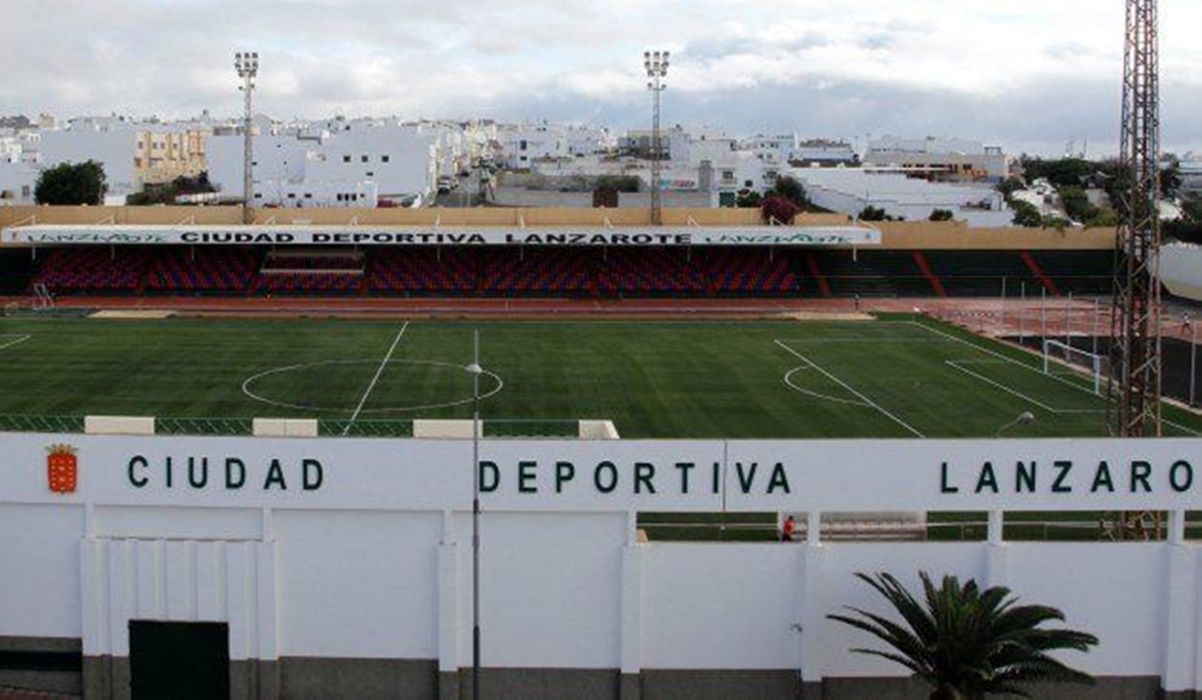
[32,283,54,310]
[1042,339,1107,395]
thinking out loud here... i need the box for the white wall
[274,510,441,658]
[2,433,1202,690]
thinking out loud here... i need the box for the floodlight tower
[644,50,669,226]
[1107,0,1162,539]
[235,51,259,225]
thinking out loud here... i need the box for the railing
[0,414,85,433]
[318,419,414,438]
[0,415,579,439]
[484,419,581,438]
[155,417,254,436]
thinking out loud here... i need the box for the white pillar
[619,545,644,676]
[806,511,821,546]
[984,512,1008,589]
[797,543,828,687]
[1162,516,1197,692]
[438,510,460,674]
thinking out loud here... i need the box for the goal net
[1042,339,1107,395]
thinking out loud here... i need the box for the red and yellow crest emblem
[46,445,78,494]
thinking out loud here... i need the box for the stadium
[0,206,1140,440]
[1,197,1202,700]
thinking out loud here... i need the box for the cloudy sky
[3,0,1201,156]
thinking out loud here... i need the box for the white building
[497,123,569,169]
[791,166,1013,226]
[207,117,449,207]
[1179,159,1202,195]
[743,133,798,164]
[866,135,1010,183]
[37,117,140,196]
[793,139,858,166]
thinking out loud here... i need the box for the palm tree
[828,572,1098,700]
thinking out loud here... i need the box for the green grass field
[0,313,1199,439]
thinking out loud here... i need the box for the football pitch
[0,313,1200,439]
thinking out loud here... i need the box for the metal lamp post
[234,51,259,225]
[644,50,669,226]
[465,331,483,700]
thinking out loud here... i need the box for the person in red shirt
[781,515,796,543]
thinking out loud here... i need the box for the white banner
[1,225,882,248]
[4,434,1202,512]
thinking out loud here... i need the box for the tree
[829,572,1097,700]
[35,160,107,205]
[736,190,762,208]
[995,178,1024,205]
[929,209,954,222]
[1011,201,1043,228]
[1162,162,1182,198]
[1058,186,1100,224]
[1019,157,1095,188]
[767,175,811,209]
[760,196,800,225]
[859,205,888,222]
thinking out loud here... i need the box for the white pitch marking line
[344,322,409,435]
[942,363,1101,416]
[782,366,872,407]
[908,321,1098,395]
[0,334,31,351]
[774,339,925,438]
[916,320,1200,435]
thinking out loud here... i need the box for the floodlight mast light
[644,50,669,226]
[234,51,259,224]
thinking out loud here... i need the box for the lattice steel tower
[1109,0,1162,439]
[1105,0,1163,541]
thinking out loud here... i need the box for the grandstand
[8,245,1114,300]
[0,207,1119,304]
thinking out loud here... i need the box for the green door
[129,621,230,699]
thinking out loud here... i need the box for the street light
[644,50,669,226]
[995,411,1036,437]
[234,51,259,225]
[465,332,483,700]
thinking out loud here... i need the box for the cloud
[0,0,1200,155]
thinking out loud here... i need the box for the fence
[0,415,585,439]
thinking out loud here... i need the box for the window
[361,155,369,163]
[520,140,528,150]
[343,155,351,163]
[304,193,312,199]
[381,155,390,163]
[366,171,374,177]
[337,194,344,202]
[287,193,296,199]
[254,193,263,199]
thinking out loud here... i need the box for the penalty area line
[343,322,410,435]
[0,334,31,351]
[774,339,925,438]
